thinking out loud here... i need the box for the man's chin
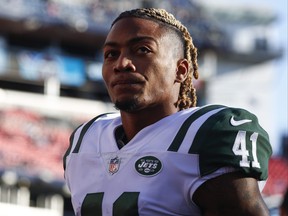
[114,100,140,112]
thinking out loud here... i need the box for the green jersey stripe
[63,123,83,170]
[72,113,116,153]
[63,112,117,172]
[167,105,226,152]
[72,115,102,153]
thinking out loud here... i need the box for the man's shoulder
[187,104,272,180]
[73,112,120,133]
[89,112,121,125]
[63,112,120,162]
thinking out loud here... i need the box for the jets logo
[135,156,162,176]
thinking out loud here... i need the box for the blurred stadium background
[0,0,287,215]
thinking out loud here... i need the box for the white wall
[207,61,279,154]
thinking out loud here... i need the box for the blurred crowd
[0,0,228,49]
[0,108,79,179]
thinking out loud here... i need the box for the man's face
[102,17,183,112]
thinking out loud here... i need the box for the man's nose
[113,55,136,72]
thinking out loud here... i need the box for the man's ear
[175,59,189,83]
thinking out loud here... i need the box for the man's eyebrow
[103,36,158,49]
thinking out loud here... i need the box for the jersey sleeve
[190,107,272,180]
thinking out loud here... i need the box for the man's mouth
[112,79,144,87]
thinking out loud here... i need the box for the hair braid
[112,8,199,110]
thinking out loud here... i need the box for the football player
[64,8,272,216]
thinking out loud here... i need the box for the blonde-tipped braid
[112,8,199,110]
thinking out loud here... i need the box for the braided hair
[111,8,199,110]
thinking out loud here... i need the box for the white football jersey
[63,105,272,216]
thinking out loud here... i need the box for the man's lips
[111,78,145,87]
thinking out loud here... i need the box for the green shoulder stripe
[72,113,117,153]
[63,112,115,170]
[63,123,83,170]
[72,115,104,153]
[167,105,226,152]
[189,107,272,180]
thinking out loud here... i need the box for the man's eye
[104,51,118,59]
[137,47,150,54]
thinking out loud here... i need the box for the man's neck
[119,106,178,142]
